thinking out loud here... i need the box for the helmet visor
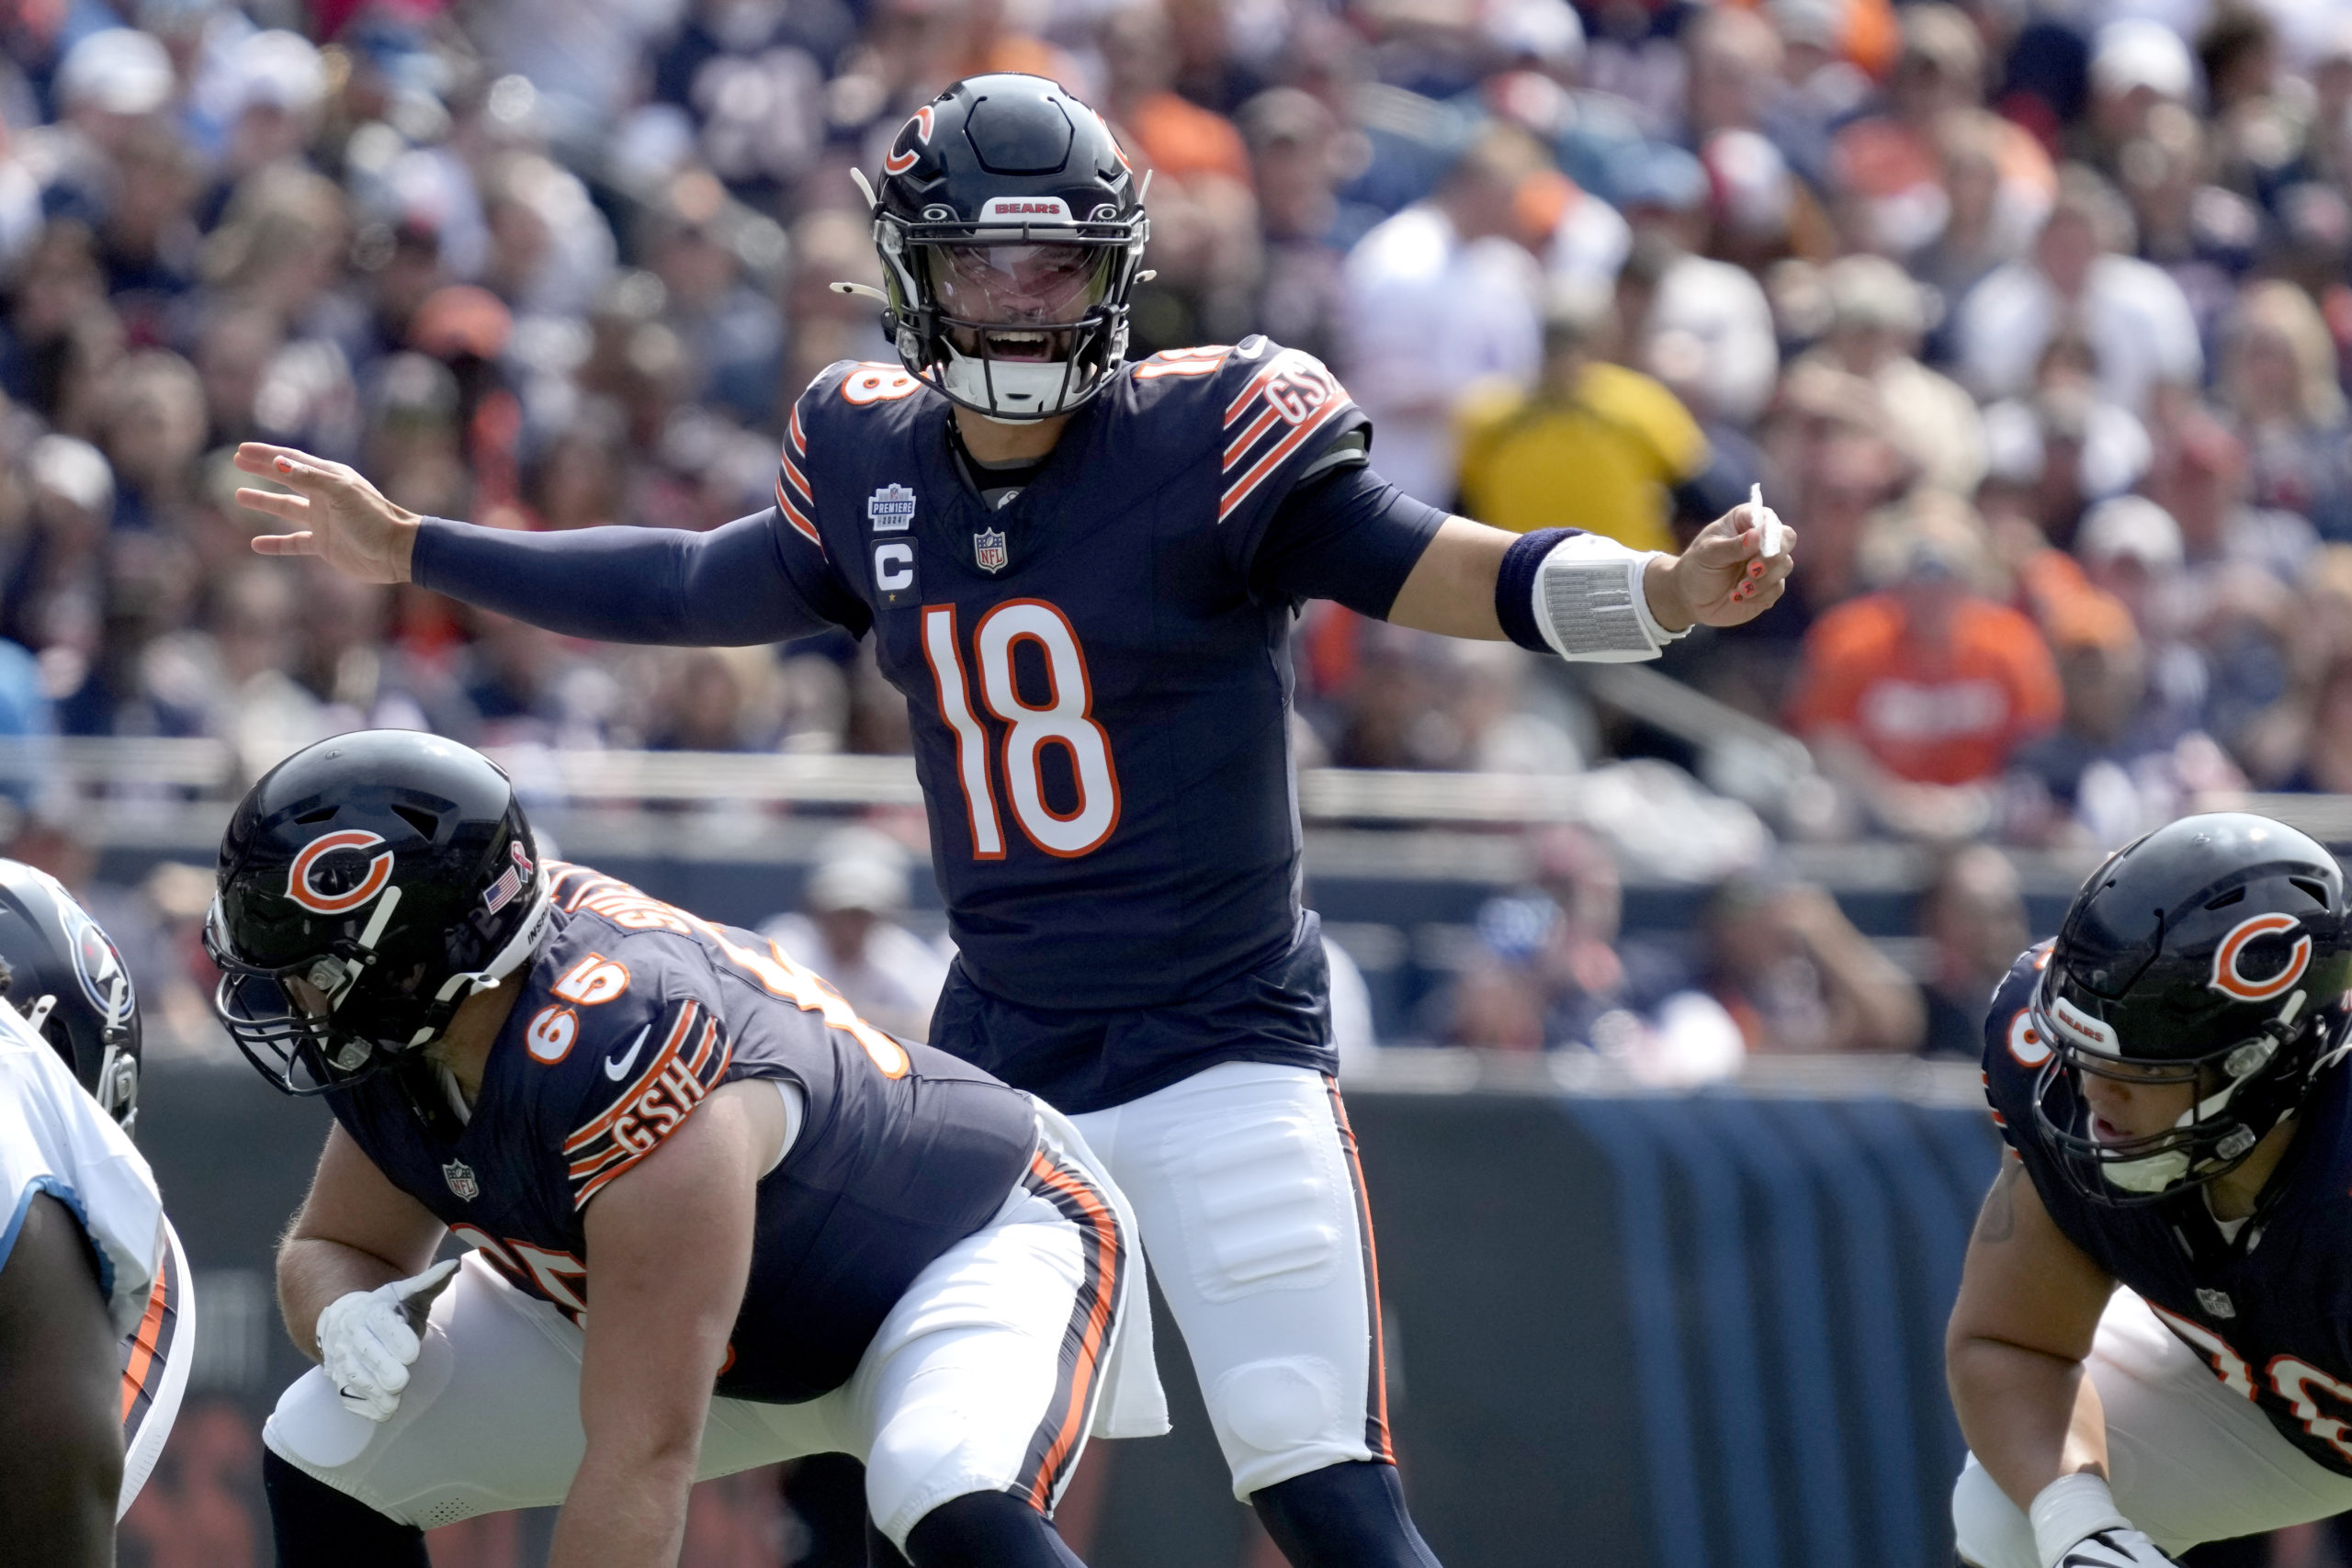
[925,243,1114,328]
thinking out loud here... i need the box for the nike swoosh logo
[604,1026,650,1081]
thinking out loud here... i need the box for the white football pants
[1953,1289,2352,1565]
[263,1107,1157,1551]
[1071,1060,1391,1500]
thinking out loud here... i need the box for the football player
[229,74,1796,1566]
[1952,813,2352,1566]
[207,730,1158,1568]
[0,859,191,1562]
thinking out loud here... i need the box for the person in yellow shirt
[1453,278,1714,551]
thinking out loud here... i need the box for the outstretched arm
[1386,503,1795,643]
[232,444,863,647]
[1246,459,1793,652]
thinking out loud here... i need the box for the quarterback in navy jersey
[230,73,1796,1566]
[1950,814,2352,1568]
[209,732,1159,1568]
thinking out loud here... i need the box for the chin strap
[401,869,556,1048]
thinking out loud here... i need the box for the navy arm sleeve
[409,509,870,646]
[1245,463,1451,619]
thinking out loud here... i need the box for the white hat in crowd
[2076,495,2186,571]
[804,829,911,916]
[56,28,175,117]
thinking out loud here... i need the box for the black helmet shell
[209,731,548,1094]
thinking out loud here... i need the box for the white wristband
[2030,1473,2131,1568]
[1528,536,1688,662]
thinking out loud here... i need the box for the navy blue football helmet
[865,73,1148,421]
[2030,813,2352,1204]
[0,860,140,1130]
[206,731,549,1095]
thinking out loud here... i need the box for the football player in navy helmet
[210,731,1158,1568]
[229,73,1798,1567]
[0,859,191,1562]
[1951,813,2352,1567]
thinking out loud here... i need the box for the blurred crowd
[9,0,2352,1057]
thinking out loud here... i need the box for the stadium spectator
[1339,124,1548,505]
[1787,494,2063,839]
[1804,253,1986,497]
[762,827,949,1043]
[1697,870,1925,1055]
[2007,583,2245,847]
[1446,825,1738,1077]
[2214,279,2352,536]
[1914,844,2030,1061]
[1954,164,2203,419]
[1453,276,1710,550]
[1612,141,1778,428]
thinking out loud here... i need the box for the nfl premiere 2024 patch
[867,482,916,532]
[869,483,921,605]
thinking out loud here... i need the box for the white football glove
[2030,1475,2180,1568]
[314,1259,458,1422]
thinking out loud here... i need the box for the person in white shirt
[762,828,951,1043]
[1338,126,1550,505]
[1956,165,2203,418]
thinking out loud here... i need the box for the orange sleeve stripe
[789,402,808,457]
[1218,396,1351,523]
[779,494,822,552]
[1222,402,1283,468]
[1224,360,1281,423]
[561,1003,698,1152]
[571,1042,733,1206]
[781,452,813,505]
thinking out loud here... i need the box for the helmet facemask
[875,208,1145,422]
[2030,973,2346,1206]
[207,868,551,1096]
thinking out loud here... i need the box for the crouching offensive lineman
[208,731,1160,1568]
[1950,813,2352,1566]
[0,858,191,1562]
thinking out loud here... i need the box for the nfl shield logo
[973,529,1009,573]
[443,1160,480,1201]
[2196,1287,2235,1318]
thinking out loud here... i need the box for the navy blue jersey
[408,335,1450,1110]
[775,344,1369,1022]
[1984,944,2352,1475]
[324,862,1039,1404]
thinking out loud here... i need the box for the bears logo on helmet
[287,829,395,916]
[2210,913,2312,1003]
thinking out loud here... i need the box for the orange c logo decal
[882,106,934,176]
[287,830,394,916]
[2210,913,2312,1002]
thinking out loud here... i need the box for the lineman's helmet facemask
[860,73,1148,422]
[2029,812,2352,1206]
[206,730,551,1096]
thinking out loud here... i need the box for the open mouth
[2090,1114,2151,1146]
[980,328,1060,362]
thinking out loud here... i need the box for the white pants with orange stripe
[1953,1289,2352,1565]
[1070,1060,1392,1501]
[262,1101,1159,1551]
